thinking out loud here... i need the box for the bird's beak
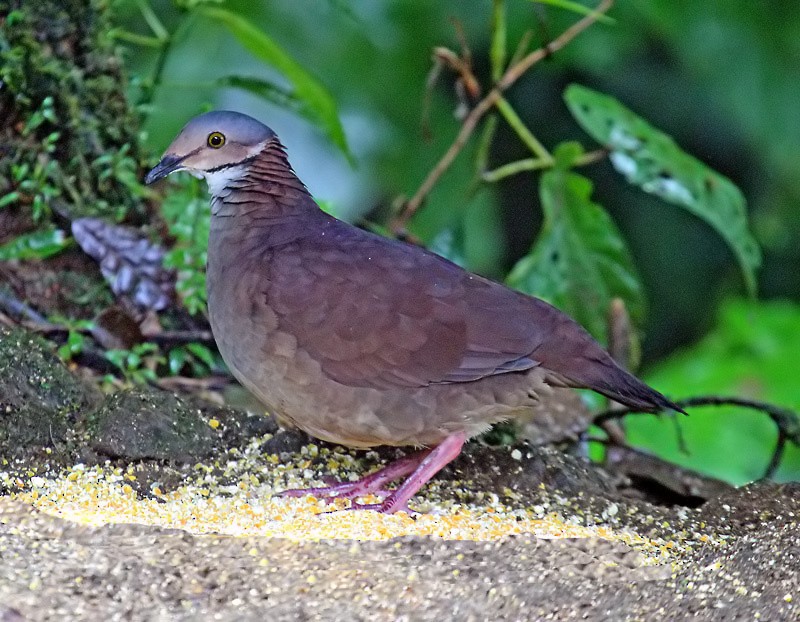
[144,154,186,185]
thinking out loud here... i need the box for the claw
[345,499,418,516]
[276,480,393,502]
[275,432,467,514]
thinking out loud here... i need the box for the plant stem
[498,0,613,90]
[469,113,498,194]
[108,29,164,48]
[483,148,608,182]
[495,96,552,162]
[392,0,614,232]
[474,114,498,177]
[509,29,533,67]
[136,0,169,41]
[574,148,608,167]
[482,157,551,183]
[593,395,799,480]
[490,0,506,82]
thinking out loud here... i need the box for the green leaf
[506,169,643,341]
[552,140,585,170]
[185,342,215,368]
[215,76,303,114]
[0,228,71,261]
[0,192,20,209]
[314,199,343,219]
[564,84,761,295]
[526,0,615,24]
[199,7,350,159]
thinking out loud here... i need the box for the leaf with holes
[200,7,350,160]
[564,84,761,295]
[507,169,643,342]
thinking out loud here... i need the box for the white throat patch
[204,164,248,198]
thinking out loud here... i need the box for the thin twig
[391,93,500,233]
[497,0,614,91]
[764,430,787,481]
[0,290,215,350]
[593,395,800,480]
[157,375,230,393]
[482,148,608,183]
[392,0,614,232]
[0,290,48,324]
[482,157,552,183]
[495,96,552,161]
[144,329,215,349]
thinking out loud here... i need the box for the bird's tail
[532,310,685,415]
[567,354,687,415]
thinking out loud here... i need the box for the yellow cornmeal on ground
[12,465,653,548]
[3,437,676,560]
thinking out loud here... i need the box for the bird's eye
[207,132,226,148]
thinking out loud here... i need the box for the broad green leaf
[564,84,761,295]
[633,299,800,485]
[215,76,304,116]
[506,169,643,341]
[0,228,70,261]
[526,0,615,24]
[185,342,215,368]
[199,7,350,159]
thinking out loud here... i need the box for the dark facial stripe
[205,154,258,174]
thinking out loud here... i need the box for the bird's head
[144,111,276,192]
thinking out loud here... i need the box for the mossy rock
[86,388,277,463]
[0,326,279,471]
[0,0,148,225]
[0,327,100,458]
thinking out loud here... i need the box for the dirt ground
[0,484,798,621]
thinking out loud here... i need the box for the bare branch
[593,395,800,480]
[392,0,615,232]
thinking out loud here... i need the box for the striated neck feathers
[208,137,319,221]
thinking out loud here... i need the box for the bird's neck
[208,137,318,222]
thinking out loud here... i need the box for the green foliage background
[4,0,799,483]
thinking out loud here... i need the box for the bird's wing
[266,221,554,390]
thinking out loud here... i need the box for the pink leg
[352,431,467,514]
[277,449,430,501]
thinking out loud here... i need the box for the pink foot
[346,501,418,516]
[276,450,429,502]
[278,432,467,515]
